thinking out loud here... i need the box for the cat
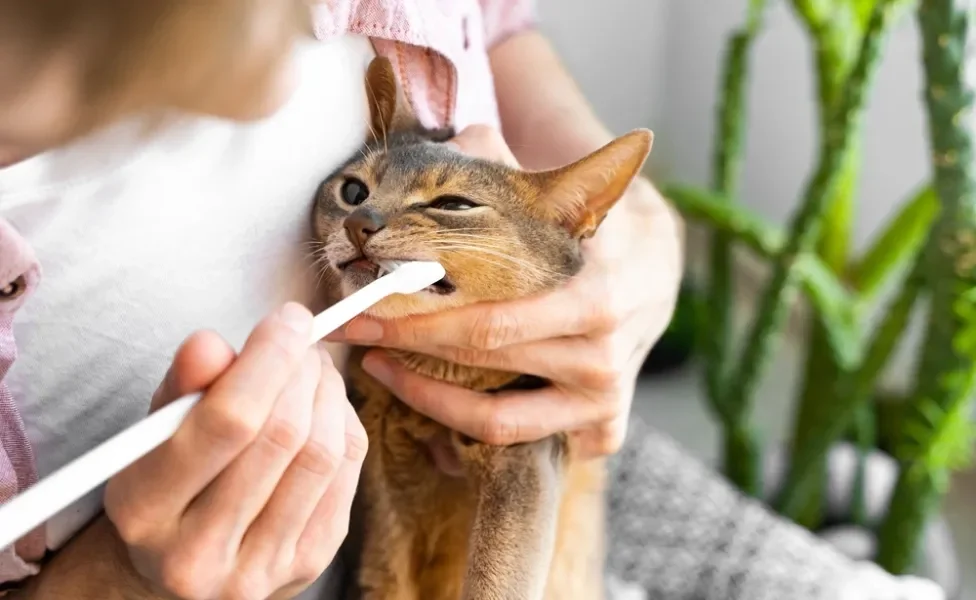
[312,56,653,600]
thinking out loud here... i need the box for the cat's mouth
[337,257,456,294]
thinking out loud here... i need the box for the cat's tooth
[377,259,405,275]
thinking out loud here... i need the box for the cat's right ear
[527,129,654,239]
[364,56,418,140]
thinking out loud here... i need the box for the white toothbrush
[0,260,445,552]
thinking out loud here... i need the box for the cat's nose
[344,207,387,250]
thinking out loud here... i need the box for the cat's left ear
[364,56,420,140]
[529,129,654,238]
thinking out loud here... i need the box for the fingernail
[362,352,393,385]
[344,319,384,342]
[443,141,461,153]
[279,302,312,334]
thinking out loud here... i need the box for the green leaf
[848,184,939,300]
[793,254,864,368]
[896,398,976,471]
[790,0,833,29]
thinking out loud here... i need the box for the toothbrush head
[378,260,447,294]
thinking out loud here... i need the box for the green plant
[663,0,976,574]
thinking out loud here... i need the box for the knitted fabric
[604,417,945,600]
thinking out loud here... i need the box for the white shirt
[0,34,375,599]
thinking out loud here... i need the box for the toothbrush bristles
[377,259,405,277]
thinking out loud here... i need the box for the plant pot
[760,443,962,599]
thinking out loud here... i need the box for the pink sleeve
[478,0,538,49]
[0,219,45,587]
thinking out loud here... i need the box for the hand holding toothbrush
[21,303,366,600]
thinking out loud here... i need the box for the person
[0,2,948,599]
[0,1,679,597]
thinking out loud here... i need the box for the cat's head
[312,57,653,319]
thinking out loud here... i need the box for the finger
[181,347,321,563]
[289,402,367,587]
[405,336,628,392]
[106,330,235,521]
[332,283,607,352]
[148,330,237,413]
[237,347,349,580]
[446,124,519,167]
[361,351,609,445]
[131,303,313,520]
[570,414,629,460]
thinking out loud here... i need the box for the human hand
[329,125,683,458]
[101,303,367,600]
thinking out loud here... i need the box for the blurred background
[535,0,974,597]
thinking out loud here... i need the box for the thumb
[149,330,236,412]
[446,124,519,167]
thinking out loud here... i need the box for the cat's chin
[360,292,467,319]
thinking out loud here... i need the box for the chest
[0,36,375,551]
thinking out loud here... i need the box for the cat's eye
[340,178,370,206]
[0,276,25,300]
[428,196,480,211]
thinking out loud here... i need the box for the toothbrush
[0,260,446,552]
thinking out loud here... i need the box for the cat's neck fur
[389,349,522,393]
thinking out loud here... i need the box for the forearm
[490,32,612,171]
[489,30,684,257]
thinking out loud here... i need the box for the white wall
[536,0,671,137]
[537,0,934,389]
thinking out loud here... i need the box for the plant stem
[783,1,865,523]
[877,0,976,573]
[705,0,768,412]
[851,401,876,526]
[723,1,899,496]
[786,145,862,528]
[663,185,785,257]
[723,422,763,496]
[878,465,945,572]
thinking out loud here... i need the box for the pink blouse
[0,0,535,584]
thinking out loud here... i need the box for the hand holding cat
[90,304,366,599]
[333,125,684,458]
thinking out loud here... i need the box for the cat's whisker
[418,242,561,284]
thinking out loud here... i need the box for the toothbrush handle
[0,393,200,551]
[309,276,397,343]
[0,276,398,552]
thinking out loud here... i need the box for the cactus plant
[663,0,976,575]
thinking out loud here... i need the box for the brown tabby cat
[312,57,653,600]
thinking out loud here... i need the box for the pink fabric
[478,0,538,48]
[0,219,44,582]
[312,0,538,131]
[0,0,537,585]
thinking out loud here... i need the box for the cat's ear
[528,129,653,238]
[364,56,418,140]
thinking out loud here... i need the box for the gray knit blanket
[604,417,946,600]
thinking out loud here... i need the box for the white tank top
[0,34,375,599]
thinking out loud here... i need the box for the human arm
[12,305,366,599]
